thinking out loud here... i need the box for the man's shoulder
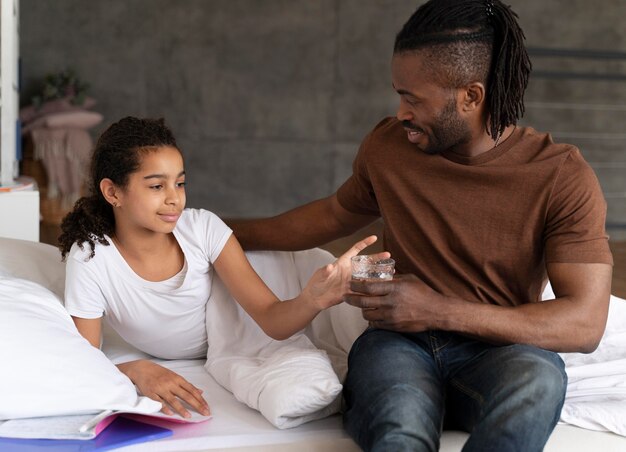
[517,126,577,154]
[360,117,407,154]
[370,117,403,136]
[514,126,585,164]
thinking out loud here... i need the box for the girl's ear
[100,178,121,207]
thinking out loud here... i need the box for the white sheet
[98,356,359,451]
[539,282,626,435]
[558,295,626,436]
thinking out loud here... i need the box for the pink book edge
[93,409,211,437]
[94,413,120,436]
[124,412,212,424]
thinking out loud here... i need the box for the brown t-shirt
[337,117,613,307]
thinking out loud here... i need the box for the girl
[59,116,387,419]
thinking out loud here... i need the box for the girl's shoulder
[176,208,228,232]
[174,209,232,261]
[67,236,113,265]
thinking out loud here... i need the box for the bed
[1,236,625,451]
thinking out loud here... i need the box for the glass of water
[351,255,395,281]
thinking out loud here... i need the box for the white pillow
[0,276,161,420]
[0,237,66,300]
[205,250,343,429]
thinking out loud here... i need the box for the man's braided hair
[394,0,531,140]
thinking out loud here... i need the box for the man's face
[391,52,471,155]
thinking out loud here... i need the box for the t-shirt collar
[440,126,522,166]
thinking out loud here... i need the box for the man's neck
[458,124,516,157]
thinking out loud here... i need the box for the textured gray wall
[20,0,626,236]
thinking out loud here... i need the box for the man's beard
[404,98,471,155]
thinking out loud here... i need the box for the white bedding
[558,295,626,436]
[1,237,626,451]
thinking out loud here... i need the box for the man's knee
[344,383,441,452]
[511,346,567,404]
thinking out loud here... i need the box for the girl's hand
[117,359,210,418]
[304,235,391,310]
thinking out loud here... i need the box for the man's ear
[460,81,486,112]
[100,178,121,207]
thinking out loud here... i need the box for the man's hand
[117,360,210,418]
[344,274,445,332]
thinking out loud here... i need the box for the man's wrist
[430,294,463,331]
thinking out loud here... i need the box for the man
[230,0,614,450]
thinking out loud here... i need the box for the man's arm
[228,194,379,251]
[346,262,612,353]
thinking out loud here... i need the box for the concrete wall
[20,0,626,235]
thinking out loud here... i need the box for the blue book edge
[0,416,173,451]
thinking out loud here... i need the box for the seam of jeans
[428,333,443,370]
[449,377,485,406]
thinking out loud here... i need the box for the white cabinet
[0,0,34,241]
[0,188,39,241]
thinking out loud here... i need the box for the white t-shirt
[64,208,232,359]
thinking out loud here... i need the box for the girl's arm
[214,234,389,340]
[72,316,102,348]
[71,316,210,418]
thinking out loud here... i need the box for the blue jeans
[343,329,567,452]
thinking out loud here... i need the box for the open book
[0,407,211,440]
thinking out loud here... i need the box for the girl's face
[114,145,186,236]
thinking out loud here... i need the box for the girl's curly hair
[58,116,178,260]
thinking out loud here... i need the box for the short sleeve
[336,121,387,216]
[184,208,232,263]
[544,150,613,265]
[64,244,107,319]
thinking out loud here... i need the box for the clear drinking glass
[351,255,395,281]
